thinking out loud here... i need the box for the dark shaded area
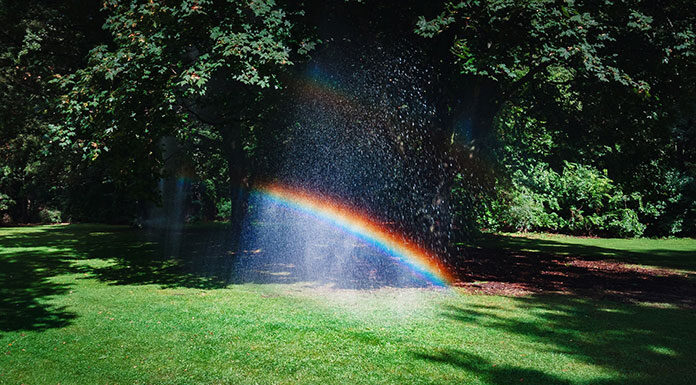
[414,296,696,385]
[88,221,437,289]
[0,224,225,333]
[414,349,573,385]
[474,234,696,271]
[223,246,433,290]
[455,235,696,308]
[0,247,76,333]
[0,223,436,332]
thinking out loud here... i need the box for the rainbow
[254,183,455,287]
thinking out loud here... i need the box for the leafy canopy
[54,0,316,161]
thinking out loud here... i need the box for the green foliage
[604,208,645,239]
[215,198,232,220]
[476,162,645,237]
[416,0,695,94]
[53,0,314,157]
[504,186,554,232]
[46,0,316,224]
[0,193,14,212]
[421,0,696,237]
[634,164,696,236]
[0,0,94,223]
[490,101,692,236]
[0,0,694,238]
[38,207,62,224]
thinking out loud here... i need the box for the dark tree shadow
[472,233,696,271]
[0,248,77,333]
[223,243,436,289]
[82,224,436,289]
[2,224,436,298]
[84,225,235,289]
[413,295,696,384]
[453,235,696,308]
[414,349,573,385]
[0,224,232,333]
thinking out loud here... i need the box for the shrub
[38,208,62,224]
[216,199,232,220]
[604,208,646,237]
[0,193,14,213]
[476,161,647,237]
[506,187,551,231]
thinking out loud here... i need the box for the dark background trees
[1,0,694,238]
[418,0,696,237]
[0,0,106,223]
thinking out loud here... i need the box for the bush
[216,199,231,220]
[477,161,647,237]
[506,187,552,231]
[38,208,62,224]
[0,192,13,212]
[605,208,646,237]
[556,162,614,213]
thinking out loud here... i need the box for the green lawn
[473,232,696,271]
[1,225,695,384]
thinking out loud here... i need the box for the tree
[417,0,696,235]
[54,0,316,231]
[0,0,103,223]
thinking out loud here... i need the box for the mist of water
[141,36,458,294]
[235,39,456,290]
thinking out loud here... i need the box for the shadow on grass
[3,224,429,289]
[0,248,77,332]
[414,349,573,385]
[80,224,433,289]
[1,224,242,288]
[473,233,696,271]
[414,295,696,385]
[455,234,696,308]
[2,225,694,334]
[0,224,234,333]
[3,226,696,384]
[0,223,433,333]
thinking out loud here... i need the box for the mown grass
[1,225,695,384]
[474,232,696,271]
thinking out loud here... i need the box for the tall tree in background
[2,0,694,236]
[54,0,315,231]
[417,0,696,235]
[0,0,103,223]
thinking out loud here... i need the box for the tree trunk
[451,77,500,144]
[220,121,249,247]
[434,77,501,249]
